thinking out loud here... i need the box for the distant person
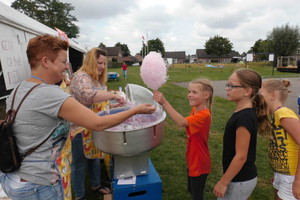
[260,79,300,200]
[153,79,214,200]
[122,62,128,79]
[213,68,269,200]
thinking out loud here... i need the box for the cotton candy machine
[92,84,166,178]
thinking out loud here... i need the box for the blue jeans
[71,133,101,199]
[123,70,127,78]
[0,173,63,200]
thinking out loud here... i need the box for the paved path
[174,76,300,114]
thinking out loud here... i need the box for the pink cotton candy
[140,52,167,90]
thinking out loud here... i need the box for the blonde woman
[69,48,125,200]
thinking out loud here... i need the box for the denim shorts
[273,172,297,200]
[0,173,63,200]
[217,177,257,200]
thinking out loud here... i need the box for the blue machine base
[112,158,162,200]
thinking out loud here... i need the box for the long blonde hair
[190,79,214,113]
[76,48,107,85]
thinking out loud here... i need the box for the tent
[0,2,86,100]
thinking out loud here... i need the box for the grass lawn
[0,62,297,200]
[104,62,296,200]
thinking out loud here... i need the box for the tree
[205,35,233,58]
[115,42,130,57]
[98,42,106,48]
[11,0,79,38]
[141,38,165,57]
[267,24,300,57]
[250,39,271,61]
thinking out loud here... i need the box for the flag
[142,35,145,45]
[55,27,69,43]
[142,35,148,47]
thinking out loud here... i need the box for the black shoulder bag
[0,83,52,173]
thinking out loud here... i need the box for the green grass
[105,63,291,200]
[1,63,296,200]
[108,62,297,85]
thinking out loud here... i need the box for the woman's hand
[113,94,126,107]
[134,104,156,114]
[153,91,166,105]
[213,180,228,198]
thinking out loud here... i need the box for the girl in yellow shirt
[260,79,300,200]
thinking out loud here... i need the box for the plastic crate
[112,158,162,200]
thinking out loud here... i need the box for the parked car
[107,72,119,81]
[132,62,140,66]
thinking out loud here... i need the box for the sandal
[91,186,111,195]
[76,195,86,200]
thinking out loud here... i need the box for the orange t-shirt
[185,108,211,177]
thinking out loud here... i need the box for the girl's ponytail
[253,93,271,135]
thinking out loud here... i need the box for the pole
[141,41,144,58]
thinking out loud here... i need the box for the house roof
[135,53,143,62]
[165,51,186,59]
[196,49,241,58]
[101,47,122,57]
[123,55,135,62]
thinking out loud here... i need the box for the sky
[2,0,300,56]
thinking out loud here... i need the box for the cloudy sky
[2,0,300,55]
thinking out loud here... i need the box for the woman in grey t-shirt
[0,34,155,200]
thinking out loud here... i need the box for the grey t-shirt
[6,81,71,185]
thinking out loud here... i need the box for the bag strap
[22,131,53,158]
[16,84,56,159]
[5,83,50,159]
[5,84,41,123]
[11,84,41,122]
[4,84,21,123]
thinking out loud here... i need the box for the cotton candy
[140,52,167,90]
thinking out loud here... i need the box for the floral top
[69,72,107,107]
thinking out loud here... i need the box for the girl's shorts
[273,172,296,200]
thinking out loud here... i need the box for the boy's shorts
[273,172,296,200]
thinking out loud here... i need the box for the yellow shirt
[268,107,299,175]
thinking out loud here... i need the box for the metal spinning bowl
[92,84,166,156]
